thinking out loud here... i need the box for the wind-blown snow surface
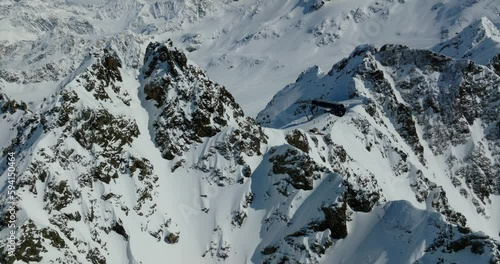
[1,0,499,116]
[0,39,499,263]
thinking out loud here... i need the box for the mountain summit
[433,17,500,65]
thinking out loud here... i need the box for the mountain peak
[477,17,499,38]
[141,41,266,161]
[296,65,324,83]
[143,40,188,80]
[433,17,500,65]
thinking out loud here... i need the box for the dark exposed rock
[13,221,47,263]
[490,53,500,75]
[142,41,266,161]
[2,29,498,264]
[44,180,77,211]
[242,164,252,177]
[64,212,82,222]
[393,103,425,163]
[111,222,129,241]
[144,80,168,107]
[345,182,380,212]
[427,227,499,259]
[455,146,497,202]
[78,49,124,101]
[231,210,247,227]
[312,202,348,239]
[262,245,279,255]
[79,49,128,105]
[86,248,106,264]
[2,112,41,157]
[73,108,139,152]
[411,170,468,226]
[102,50,122,82]
[285,129,310,152]
[143,40,187,78]
[0,95,28,114]
[41,228,66,249]
[269,148,325,191]
[165,232,180,244]
[129,157,154,180]
[90,162,119,184]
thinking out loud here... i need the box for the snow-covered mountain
[432,17,500,66]
[1,38,499,263]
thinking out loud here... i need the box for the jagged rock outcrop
[0,48,160,264]
[141,41,267,187]
[255,43,500,262]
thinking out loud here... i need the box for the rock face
[0,39,499,264]
[258,43,499,210]
[141,41,266,161]
[0,48,158,264]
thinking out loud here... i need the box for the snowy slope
[0,40,499,264]
[432,17,500,65]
